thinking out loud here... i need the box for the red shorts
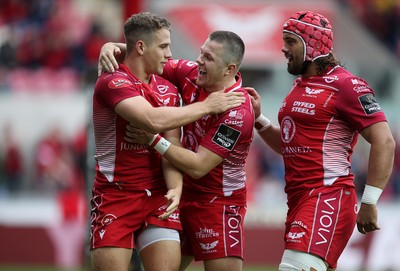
[90,186,181,250]
[284,187,357,268]
[180,200,246,261]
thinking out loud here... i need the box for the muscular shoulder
[327,66,374,94]
[96,69,137,90]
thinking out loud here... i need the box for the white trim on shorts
[135,224,180,253]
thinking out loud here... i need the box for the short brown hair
[124,12,171,54]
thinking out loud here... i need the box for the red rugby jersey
[162,59,254,205]
[93,64,179,190]
[278,65,387,200]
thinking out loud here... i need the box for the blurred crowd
[339,0,400,58]
[0,122,87,197]
[0,0,399,203]
[0,0,111,92]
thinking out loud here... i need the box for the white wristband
[361,184,383,205]
[149,134,171,155]
[254,114,271,132]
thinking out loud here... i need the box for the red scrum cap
[283,11,333,62]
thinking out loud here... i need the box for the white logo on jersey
[99,229,106,239]
[200,241,218,251]
[323,75,339,83]
[101,214,117,226]
[281,116,295,143]
[288,232,306,239]
[157,84,169,94]
[305,87,324,95]
[196,227,220,239]
[163,97,171,106]
[169,213,180,220]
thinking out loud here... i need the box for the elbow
[142,119,166,134]
[388,135,396,154]
[186,168,208,179]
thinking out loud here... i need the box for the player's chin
[195,77,206,88]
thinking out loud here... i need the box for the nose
[281,44,288,54]
[195,55,203,66]
[165,47,172,59]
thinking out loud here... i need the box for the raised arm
[98,42,127,75]
[115,91,245,134]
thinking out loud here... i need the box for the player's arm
[164,144,223,179]
[98,42,127,75]
[98,42,126,75]
[246,87,282,154]
[159,128,183,220]
[356,121,395,234]
[115,92,245,134]
[147,133,223,179]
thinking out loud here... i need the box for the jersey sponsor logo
[212,124,240,151]
[101,214,117,226]
[291,220,308,229]
[323,75,339,83]
[281,116,295,143]
[200,240,218,251]
[282,145,312,155]
[305,87,324,95]
[168,213,180,221]
[99,229,106,239]
[351,78,364,85]
[292,101,316,115]
[108,78,133,89]
[196,227,220,239]
[353,85,372,93]
[120,142,150,153]
[312,196,338,246]
[287,231,306,240]
[186,60,197,67]
[225,109,245,127]
[227,206,241,248]
[359,94,381,115]
[157,84,169,94]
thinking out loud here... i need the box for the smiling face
[195,38,229,92]
[143,28,172,76]
[282,32,306,75]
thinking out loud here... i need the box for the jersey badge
[305,87,324,95]
[225,109,245,127]
[157,84,169,94]
[212,124,240,151]
[108,78,133,89]
[323,75,339,83]
[200,240,218,251]
[359,94,381,115]
[281,116,296,143]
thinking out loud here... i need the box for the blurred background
[0,0,399,270]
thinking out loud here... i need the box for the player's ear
[225,63,237,75]
[136,40,145,55]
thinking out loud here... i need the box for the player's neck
[302,62,318,77]
[125,60,151,83]
[205,77,236,93]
